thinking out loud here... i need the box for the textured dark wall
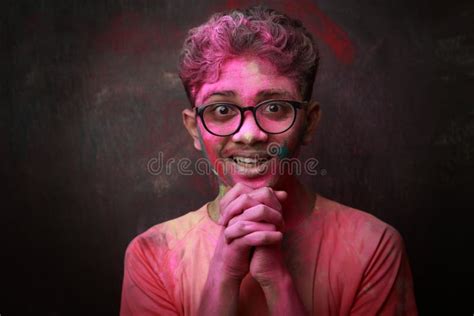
[2,0,473,314]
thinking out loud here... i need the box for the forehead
[195,56,299,105]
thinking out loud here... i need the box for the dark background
[2,0,473,314]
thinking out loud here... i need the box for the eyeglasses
[195,99,306,137]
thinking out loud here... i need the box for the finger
[247,187,282,211]
[219,182,253,209]
[218,183,253,224]
[274,190,288,202]
[228,204,283,228]
[224,221,277,243]
[236,231,283,247]
[219,193,260,226]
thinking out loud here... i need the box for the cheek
[202,138,228,179]
[201,136,221,159]
[276,119,306,158]
[197,122,227,167]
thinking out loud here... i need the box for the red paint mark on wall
[283,1,355,64]
[225,0,356,64]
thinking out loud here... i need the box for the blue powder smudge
[278,142,290,159]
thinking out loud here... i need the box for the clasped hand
[214,183,288,286]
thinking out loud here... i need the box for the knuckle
[275,203,282,211]
[237,221,247,231]
[262,187,272,197]
[252,233,264,244]
[235,183,248,192]
[275,210,282,219]
[259,233,270,243]
[219,212,228,223]
[257,204,267,214]
[275,212,283,224]
[267,223,277,231]
[224,228,232,240]
[258,205,272,219]
[219,200,227,213]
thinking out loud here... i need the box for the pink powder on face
[194,56,306,189]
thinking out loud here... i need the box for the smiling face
[183,56,320,189]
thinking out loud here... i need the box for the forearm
[198,268,242,316]
[261,271,307,316]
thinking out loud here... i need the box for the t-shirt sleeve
[350,226,418,316]
[120,236,180,316]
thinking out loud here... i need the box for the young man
[121,6,417,315]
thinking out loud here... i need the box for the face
[183,56,320,189]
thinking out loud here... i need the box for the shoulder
[314,194,404,257]
[124,203,211,261]
[121,207,211,314]
[313,197,417,314]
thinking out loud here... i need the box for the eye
[267,103,282,113]
[260,101,292,115]
[215,104,232,115]
[205,103,239,120]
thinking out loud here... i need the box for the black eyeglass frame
[194,99,307,137]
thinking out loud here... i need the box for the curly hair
[178,6,320,105]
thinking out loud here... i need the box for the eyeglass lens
[202,101,296,135]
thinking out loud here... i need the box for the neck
[274,175,316,228]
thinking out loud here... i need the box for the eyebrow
[201,90,236,104]
[201,89,295,104]
[257,89,294,99]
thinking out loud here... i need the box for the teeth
[236,157,257,164]
[232,156,269,164]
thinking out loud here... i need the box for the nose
[231,111,268,144]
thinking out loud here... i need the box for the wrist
[211,261,246,288]
[260,271,307,316]
[199,263,242,315]
[260,268,292,294]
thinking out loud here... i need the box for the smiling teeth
[233,156,268,164]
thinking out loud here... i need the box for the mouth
[226,154,273,177]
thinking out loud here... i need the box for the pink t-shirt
[120,194,417,315]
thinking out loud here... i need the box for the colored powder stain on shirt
[120,194,418,315]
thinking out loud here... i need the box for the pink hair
[178,6,320,105]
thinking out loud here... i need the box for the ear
[182,108,202,151]
[302,101,321,145]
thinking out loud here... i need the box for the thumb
[274,190,288,202]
